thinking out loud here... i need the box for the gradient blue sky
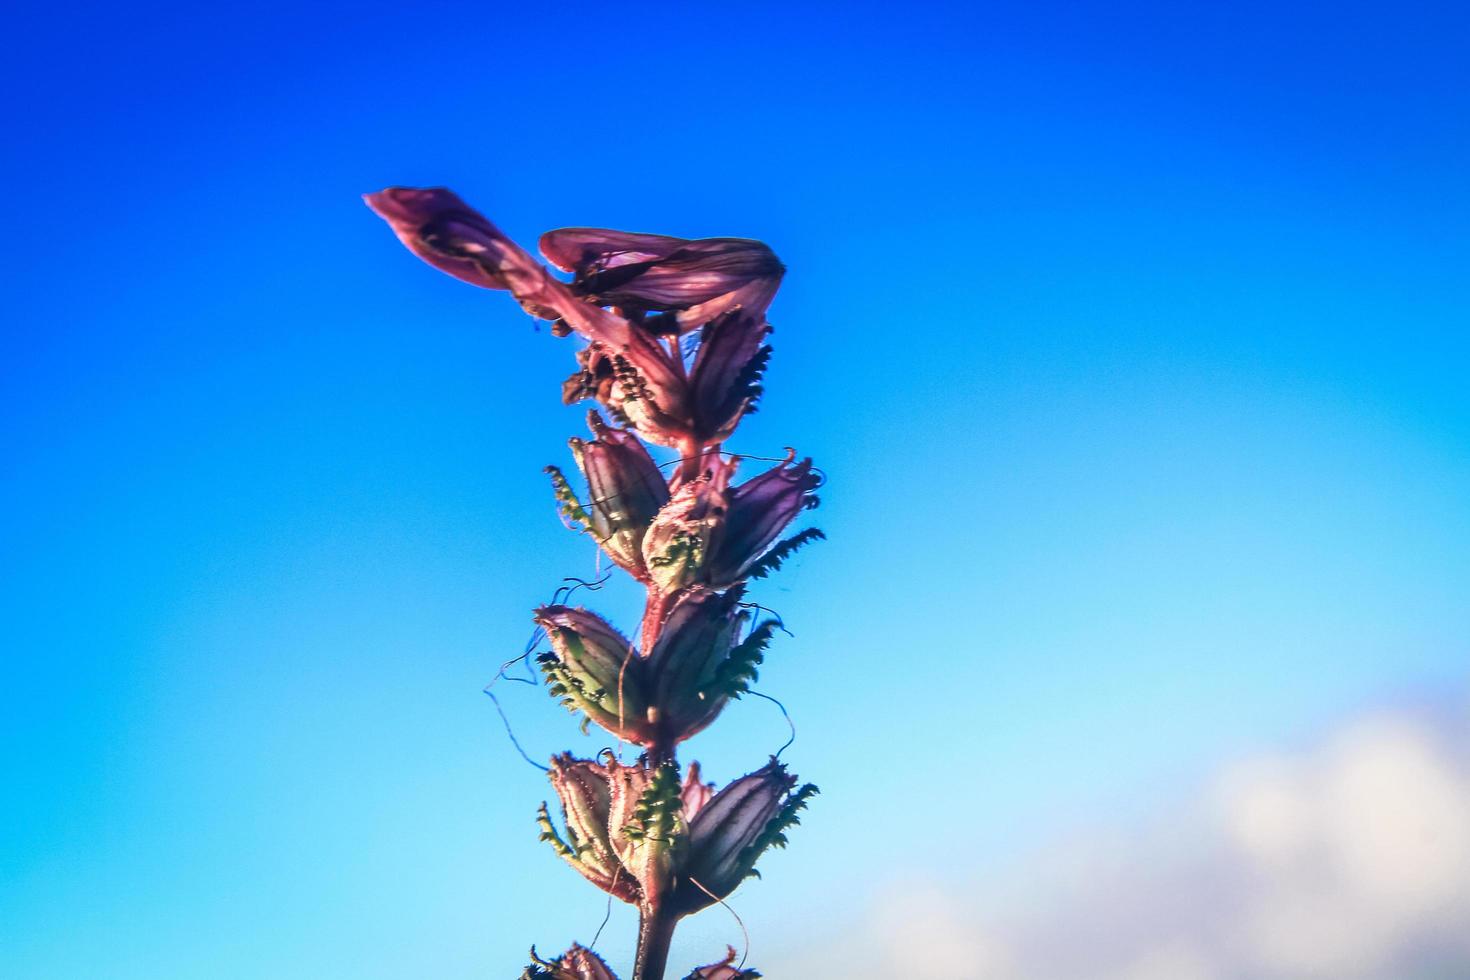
[3,2,1467,977]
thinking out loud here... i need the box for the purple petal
[710,455,819,585]
[645,588,745,739]
[688,310,770,440]
[364,186,634,348]
[364,187,536,293]
[540,228,690,272]
[680,761,716,821]
[682,760,794,899]
[542,228,783,332]
[367,188,697,444]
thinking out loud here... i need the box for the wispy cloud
[770,698,1470,979]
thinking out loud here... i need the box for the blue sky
[3,2,1467,977]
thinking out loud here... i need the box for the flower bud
[643,455,821,591]
[682,948,763,980]
[522,943,619,980]
[548,413,669,579]
[645,589,753,743]
[539,754,640,905]
[672,760,817,914]
[535,607,650,742]
[707,453,821,586]
[680,761,716,821]
[688,310,771,443]
[539,228,783,334]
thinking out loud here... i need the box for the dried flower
[686,311,772,443]
[557,342,692,449]
[645,589,767,743]
[524,943,761,980]
[536,593,776,746]
[642,458,734,593]
[366,187,693,448]
[540,756,815,917]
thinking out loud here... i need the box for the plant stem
[677,437,704,484]
[632,906,678,980]
[640,590,671,654]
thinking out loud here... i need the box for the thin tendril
[550,572,613,606]
[686,876,751,969]
[482,685,549,773]
[747,689,797,758]
[737,600,793,637]
[588,875,617,951]
[656,449,827,487]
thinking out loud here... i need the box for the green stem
[632,906,678,980]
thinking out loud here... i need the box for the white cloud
[771,882,1016,980]
[1111,942,1220,980]
[765,703,1470,979]
[1222,715,1470,978]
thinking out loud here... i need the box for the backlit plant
[367,188,821,980]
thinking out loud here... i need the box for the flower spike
[368,188,823,980]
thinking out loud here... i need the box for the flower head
[539,754,690,910]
